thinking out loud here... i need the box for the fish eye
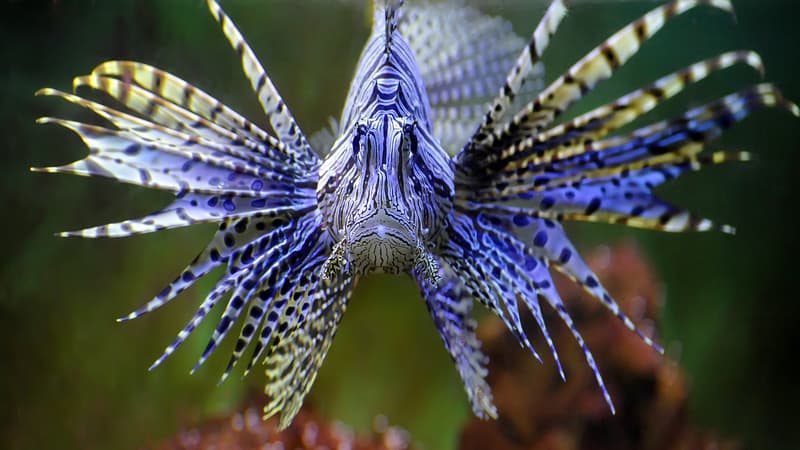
[401,120,418,157]
[353,123,368,158]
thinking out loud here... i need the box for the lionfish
[34,0,796,428]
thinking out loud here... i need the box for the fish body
[34,0,797,428]
[318,5,452,281]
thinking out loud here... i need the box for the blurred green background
[1,0,798,449]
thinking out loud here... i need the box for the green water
[1,1,798,449]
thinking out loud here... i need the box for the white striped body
[318,7,453,279]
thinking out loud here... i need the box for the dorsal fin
[375,0,404,53]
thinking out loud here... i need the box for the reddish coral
[151,406,412,450]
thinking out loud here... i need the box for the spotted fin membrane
[34,0,797,427]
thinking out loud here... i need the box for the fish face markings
[318,92,453,278]
[317,20,453,281]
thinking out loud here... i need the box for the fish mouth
[319,208,440,285]
[346,208,418,274]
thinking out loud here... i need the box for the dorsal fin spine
[374,0,404,53]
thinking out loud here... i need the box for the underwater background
[1,0,798,449]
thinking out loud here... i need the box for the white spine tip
[746,52,765,78]
[72,75,90,93]
[190,360,204,375]
[117,312,138,322]
[603,391,617,416]
[696,219,713,232]
[788,102,800,117]
[218,373,229,386]
[721,224,737,235]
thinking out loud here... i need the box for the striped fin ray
[160,223,307,371]
[470,216,566,379]
[221,238,327,381]
[72,74,244,145]
[399,2,548,155]
[444,252,540,362]
[476,214,663,413]
[544,84,796,175]
[120,216,294,323]
[36,88,311,182]
[522,254,618,414]
[262,272,356,429]
[485,214,663,354]
[457,0,567,163]
[89,61,271,145]
[58,194,311,239]
[33,120,312,237]
[459,0,567,155]
[459,85,797,232]
[188,218,321,374]
[239,265,323,378]
[205,0,315,162]
[444,217,553,366]
[34,89,317,239]
[155,216,301,370]
[245,253,328,376]
[459,0,735,170]
[150,265,251,371]
[71,74,309,170]
[495,50,764,172]
[267,277,353,428]
[147,215,320,373]
[501,83,790,182]
[33,120,221,194]
[478,219,611,406]
[379,0,404,52]
[501,88,793,214]
[256,270,343,379]
[415,267,496,419]
[34,117,301,199]
[148,219,297,368]
[30,125,303,214]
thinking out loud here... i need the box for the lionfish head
[319,109,453,283]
